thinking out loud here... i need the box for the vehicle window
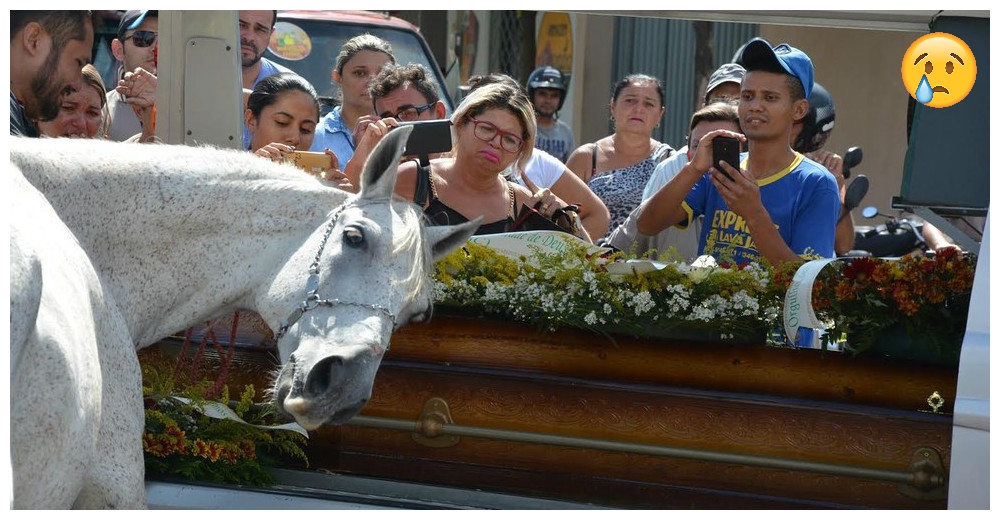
[269,18,453,118]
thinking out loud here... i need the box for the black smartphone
[712,136,740,181]
[397,119,453,157]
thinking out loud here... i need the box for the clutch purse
[511,203,581,235]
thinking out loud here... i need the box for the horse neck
[11,139,349,347]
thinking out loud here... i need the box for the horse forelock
[391,198,434,302]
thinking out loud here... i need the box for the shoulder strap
[590,143,598,175]
[412,160,431,207]
[506,181,516,218]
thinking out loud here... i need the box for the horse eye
[343,226,365,247]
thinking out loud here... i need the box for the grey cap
[705,63,746,100]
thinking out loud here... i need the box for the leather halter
[275,201,398,341]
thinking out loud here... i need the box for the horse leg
[74,303,147,509]
[10,239,101,509]
[10,230,41,380]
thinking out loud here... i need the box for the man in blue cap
[636,37,840,268]
[106,10,158,141]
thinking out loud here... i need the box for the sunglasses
[378,103,435,122]
[125,30,157,48]
[468,117,525,154]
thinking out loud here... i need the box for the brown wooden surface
[314,364,950,509]
[143,314,958,509]
[389,316,959,413]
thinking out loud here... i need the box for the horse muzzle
[273,341,386,431]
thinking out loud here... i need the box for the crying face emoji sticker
[901,32,977,109]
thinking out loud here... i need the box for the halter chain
[275,201,398,341]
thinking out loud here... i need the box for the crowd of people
[11,10,976,261]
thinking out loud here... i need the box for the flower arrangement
[434,239,788,344]
[810,247,976,360]
[432,236,977,361]
[140,350,309,486]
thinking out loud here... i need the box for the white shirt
[507,148,565,189]
[642,145,688,200]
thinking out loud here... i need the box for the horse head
[267,126,478,430]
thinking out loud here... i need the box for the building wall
[572,13,616,148]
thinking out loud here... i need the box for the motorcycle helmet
[526,66,568,112]
[794,82,835,153]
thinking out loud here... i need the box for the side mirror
[843,175,869,211]
[861,206,879,219]
[842,146,863,179]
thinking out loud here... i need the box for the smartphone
[284,150,331,176]
[712,136,740,182]
[397,119,453,157]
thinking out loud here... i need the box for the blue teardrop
[916,75,934,104]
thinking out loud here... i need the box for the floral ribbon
[783,258,838,348]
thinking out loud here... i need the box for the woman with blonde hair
[37,64,110,139]
[392,82,589,241]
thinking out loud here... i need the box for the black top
[414,160,516,235]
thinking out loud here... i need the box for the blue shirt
[242,57,295,149]
[680,152,840,267]
[681,152,839,348]
[308,105,355,166]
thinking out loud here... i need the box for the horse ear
[360,125,411,200]
[426,217,481,262]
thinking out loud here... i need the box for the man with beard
[10,11,95,137]
[239,10,294,148]
[106,10,158,141]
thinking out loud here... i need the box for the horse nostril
[305,356,345,397]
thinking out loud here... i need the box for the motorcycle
[839,146,868,224]
[851,207,928,257]
[837,146,929,258]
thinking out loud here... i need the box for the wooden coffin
[148,314,958,509]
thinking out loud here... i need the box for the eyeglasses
[125,30,157,48]
[379,103,435,122]
[468,117,525,153]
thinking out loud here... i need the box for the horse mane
[12,136,443,334]
[12,138,346,234]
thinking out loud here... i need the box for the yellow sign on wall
[536,12,573,74]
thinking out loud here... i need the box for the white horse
[10,164,141,509]
[9,127,478,508]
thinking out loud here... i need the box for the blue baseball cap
[117,10,157,40]
[736,37,814,99]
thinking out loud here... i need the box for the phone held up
[396,119,453,159]
[711,136,740,182]
[283,150,332,177]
